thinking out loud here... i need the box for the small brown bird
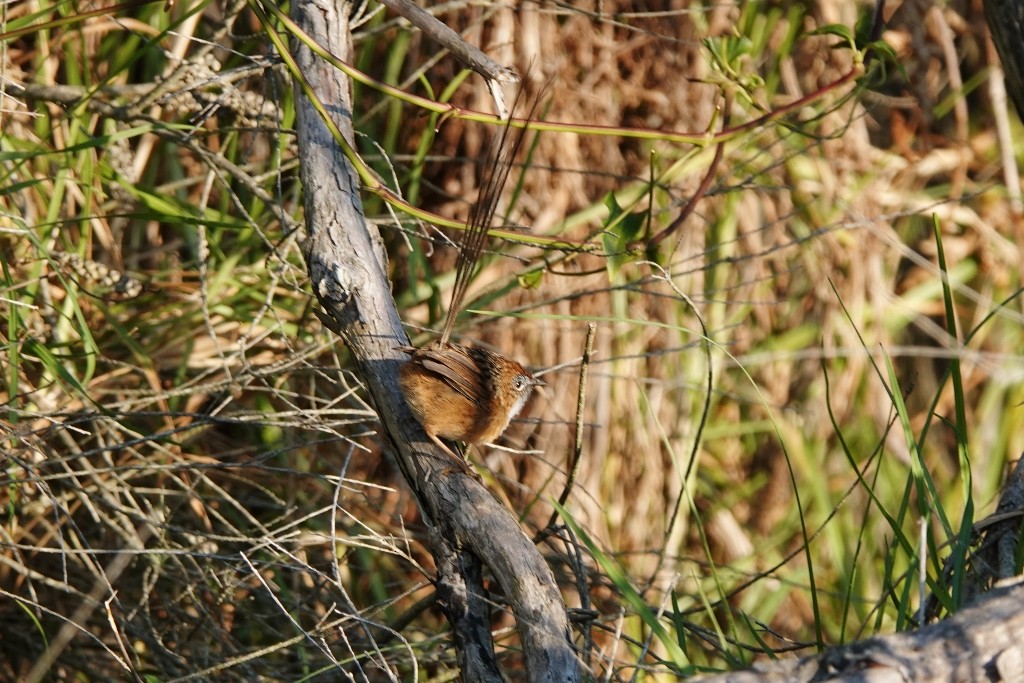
[398,88,541,462]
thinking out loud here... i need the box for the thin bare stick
[538,322,596,538]
[376,0,518,94]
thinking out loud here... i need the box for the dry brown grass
[2,0,1022,679]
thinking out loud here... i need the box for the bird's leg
[426,432,474,474]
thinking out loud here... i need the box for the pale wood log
[698,577,1024,682]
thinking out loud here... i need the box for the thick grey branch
[697,578,1024,682]
[290,1,580,680]
[376,0,519,87]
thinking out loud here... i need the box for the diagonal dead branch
[290,0,581,680]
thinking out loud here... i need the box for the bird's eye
[514,377,526,391]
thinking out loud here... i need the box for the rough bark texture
[697,578,1024,682]
[290,1,581,681]
[985,0,1024,118]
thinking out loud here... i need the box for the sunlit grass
[1,0,1021,679]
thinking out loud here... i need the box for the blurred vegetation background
[2,0,1023,679]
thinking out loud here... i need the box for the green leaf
[602,192,645,281]
[24,338,89,398]
[553,501,691,669]
[810,23,855,48]
[517,269,544,290]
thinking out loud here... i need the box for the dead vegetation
[1,0,1022,679]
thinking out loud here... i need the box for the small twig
[645,93,732,250]
[985,33,1023,216]
[537,323,596,540]
[560,523,598,668]
[376,0,519,111]
[642,264,713,589]
[26,529,149,683]
[927,6,968,199]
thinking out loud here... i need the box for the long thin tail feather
[438,87,541,345]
